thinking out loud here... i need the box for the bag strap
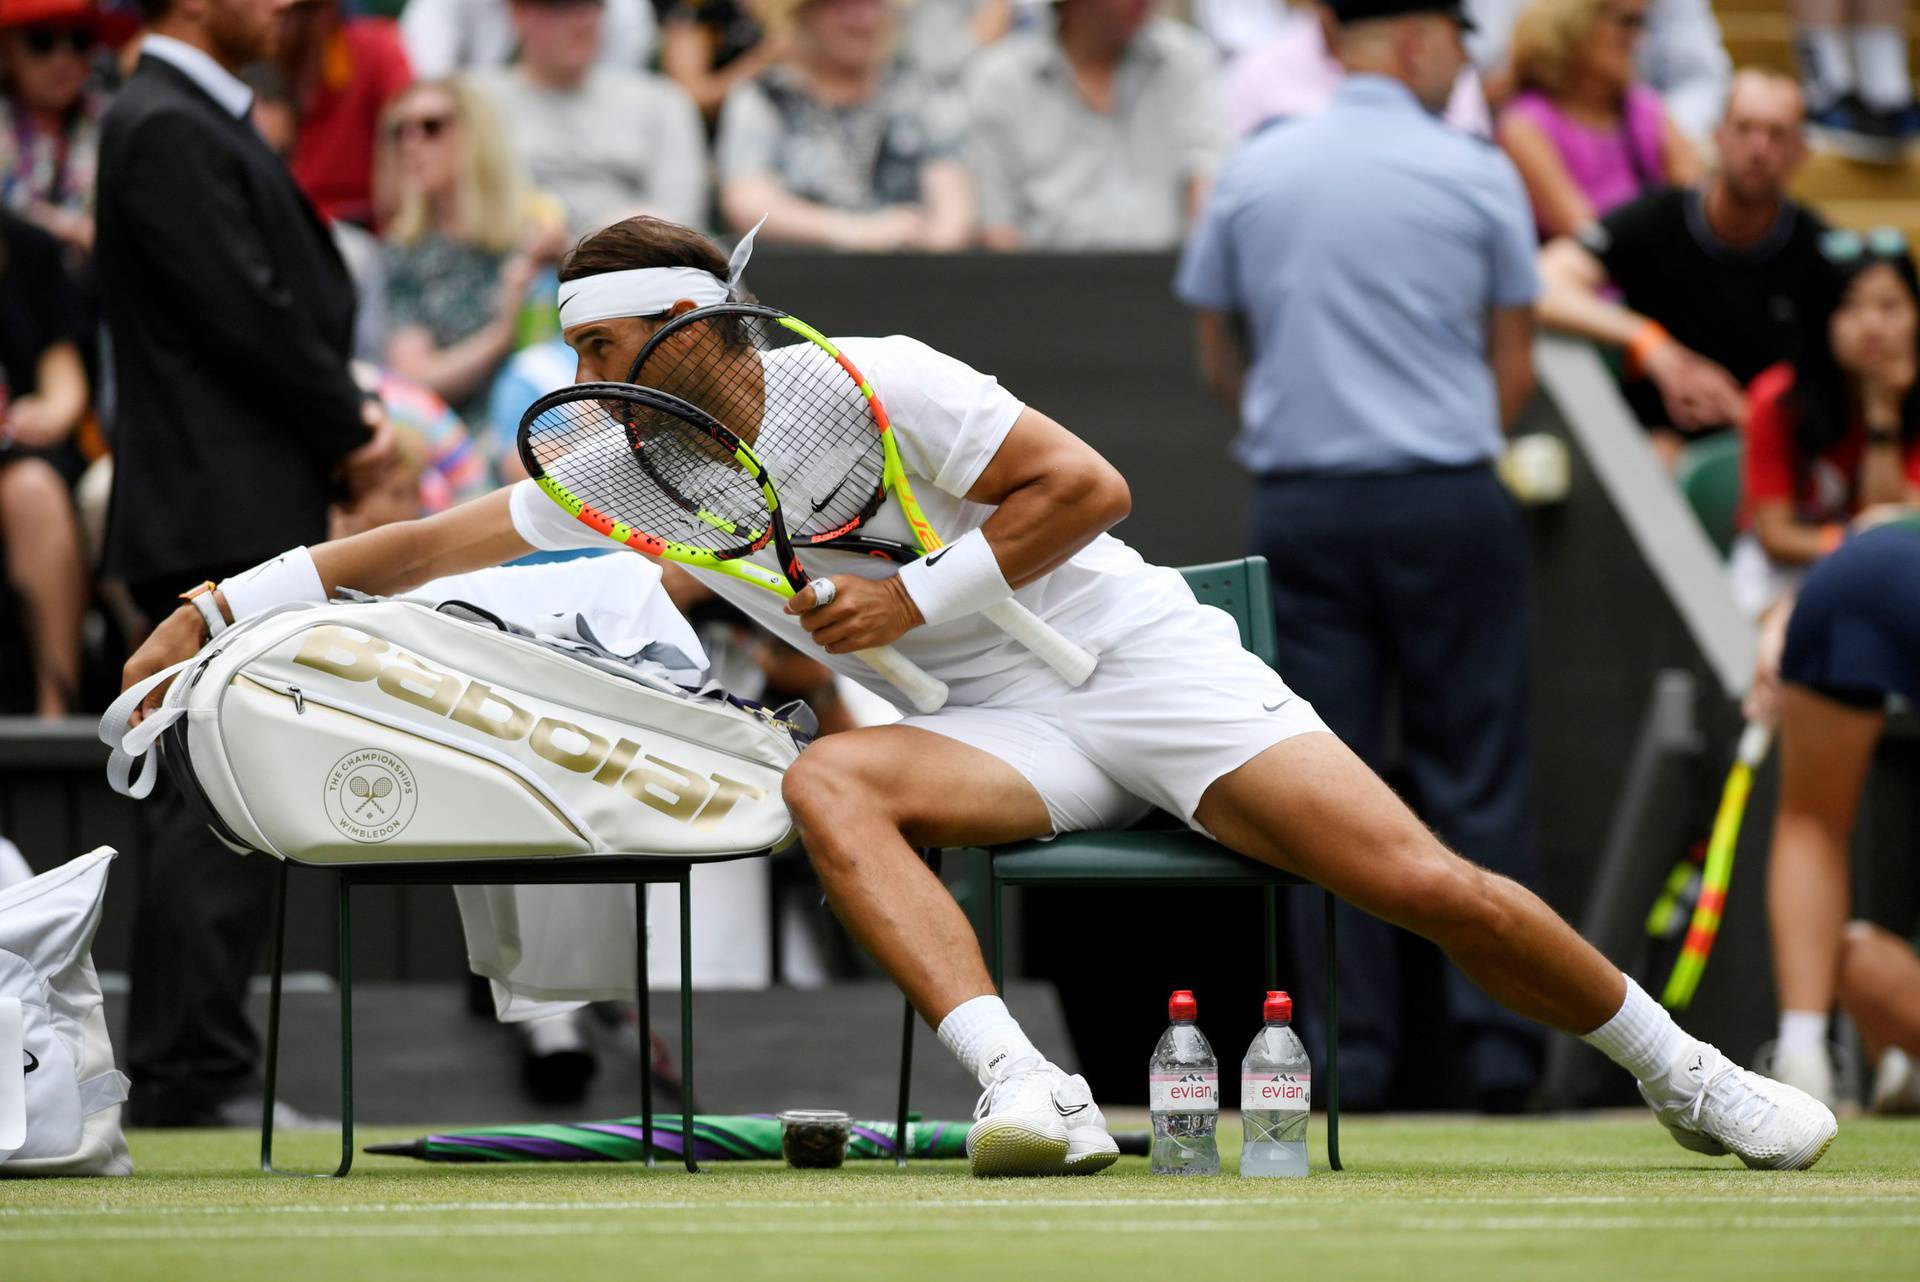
[97,658,198,800]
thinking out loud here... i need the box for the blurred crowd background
[0,0,1913,719]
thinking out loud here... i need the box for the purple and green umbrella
[365,1115,971,1164]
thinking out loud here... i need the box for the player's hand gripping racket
[626,303,1098,687]
[1659,722,1772,1010]
[516,381,949,713]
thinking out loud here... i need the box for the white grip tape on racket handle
[982,600,1098,687]
[856,646,948,714]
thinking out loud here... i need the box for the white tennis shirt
[509,335,1192,707]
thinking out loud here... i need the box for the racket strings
[633,313,886,540]
[524,394,769,556]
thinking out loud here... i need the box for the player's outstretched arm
[121,489,535,720]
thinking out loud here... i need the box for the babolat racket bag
[99,600,801,865]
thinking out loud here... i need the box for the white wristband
[218,546,327,622]
[896,529,1012,627]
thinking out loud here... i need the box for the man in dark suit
[95,0,392,1125]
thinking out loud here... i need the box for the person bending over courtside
[125,215,1838,1177]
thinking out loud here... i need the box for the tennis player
[126,217,1837,1177]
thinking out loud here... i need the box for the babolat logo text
[292,625,765,831]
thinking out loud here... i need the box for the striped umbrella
[365,1114,971,1163]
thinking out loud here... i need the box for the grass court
[7,1114,1917,1281]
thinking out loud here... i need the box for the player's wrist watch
[179,581,228,643]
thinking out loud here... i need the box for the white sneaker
[1870,1048,1920,1115]
[966,1062,1119,1178]
[1767,1044,1838,1109]
[1638,1041,1839,1171]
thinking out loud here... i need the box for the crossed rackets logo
[346,771,394,817]
[324,748,418,843]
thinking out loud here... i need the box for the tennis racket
[516,381,949,713]
[1660,722,1772,1010]
[626,303,1099,687]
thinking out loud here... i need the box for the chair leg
[1323,889,1342,1173]
[1263,885,1279,990]
[637,882,654,1170]
[988,870,1005,993]
[679,869,698,1174]
[259,859,289,1174]
[335,877,356,1178]
[895,995,915,1169]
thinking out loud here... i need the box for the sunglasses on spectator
[20,26,94,56]
[1819,227,1911,264]
[389,114,455,142]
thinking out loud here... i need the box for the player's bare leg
[1194,731,1623,1033]
[1765,686,1886,1101]
[782,725,1117,1176]
[1195,731,1838,1169]
[1837,922,1920,1113]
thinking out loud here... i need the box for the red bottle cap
[1264,991,1292,1023]
[1168,989,1197,1021]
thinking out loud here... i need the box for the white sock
[1777,1009,1831,1057]
[1851,27,1914,112]
[1582,975,1692,1082]
[1797,27,1854,111]
[936,995,1044,1087]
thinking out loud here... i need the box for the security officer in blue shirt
[1176,0,1544,1112]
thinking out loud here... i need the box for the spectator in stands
[486,334,572,480]
[274,0,411,226]
[0,0,129,259]
[475,0,705,235]
[1468,0,1730,143]
[966,0,1226,251]
[1224,0,1490,139]
[715,0,972,250]
[1176,0,1544,1112]
[1793,0,1916,161]
[402,0,656,79]
[1731,229,1920,617]
[656,0,780,123]
[897,0,1009,88]
[378,78,566,426]
[1537,71,1826,469]
[1745,525,1920,1109]
[0,207,87,718]
[365,363,491,514]
[1496,0,1698,240]
[96,0,392,1127]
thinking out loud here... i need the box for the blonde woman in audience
[377,77,567,427]
[1496,0,1698,240]
[716,0,973,251]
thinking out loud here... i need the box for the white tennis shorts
[901,601,1330,836]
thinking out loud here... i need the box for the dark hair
[1786,244,1920,465]
[558,216,728,285]
[138,0,174,23]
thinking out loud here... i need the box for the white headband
[557,216,766,330]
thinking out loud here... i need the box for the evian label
[1242,1072,1309,1112]
[1149,1071,1219,1112]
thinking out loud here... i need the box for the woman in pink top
[1496,0,1701,240]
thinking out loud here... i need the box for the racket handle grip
[856,646,948,714]
[982,600,1098,687]
[1736,722,1772,767]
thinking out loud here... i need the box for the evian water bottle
[1240,990,1310,1177]
[1149,989,1219,1175]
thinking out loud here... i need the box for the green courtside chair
[1676,434,1744,557]
[893,557,1343,1171]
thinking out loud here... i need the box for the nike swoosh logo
[1053,1101,1089,1117]
[925,547,951,567]
[23,1050,37,1073]
[1263,699,1287,712]
[810,476,852,515]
